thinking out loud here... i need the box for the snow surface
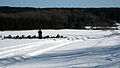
[0,29,120,68]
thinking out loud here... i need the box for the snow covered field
[0,29,120,68]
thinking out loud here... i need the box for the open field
[0,29,120,68]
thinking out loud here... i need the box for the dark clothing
[38,30,42,39]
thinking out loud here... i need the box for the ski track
[3,43,120,68]
[27,40,81,57]
[0,39,68,58]
[0,39,82,67]
[0,39,55,51]
[0,40,44,51]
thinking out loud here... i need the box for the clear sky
[0,0,120,8]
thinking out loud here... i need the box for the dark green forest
[0,6,120,30]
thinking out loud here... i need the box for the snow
[0,29,120,68]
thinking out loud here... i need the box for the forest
[0,6,120,30]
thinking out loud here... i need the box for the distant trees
[0,7,120,30]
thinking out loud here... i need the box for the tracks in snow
[0,39,82,67]
[0,39,81,59]
[27,40,81,57]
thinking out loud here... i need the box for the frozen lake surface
[0,29,120,68]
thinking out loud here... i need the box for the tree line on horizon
[0,6,120,31]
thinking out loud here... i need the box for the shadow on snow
[0,44,120,68]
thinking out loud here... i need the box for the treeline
[0,6,120,30]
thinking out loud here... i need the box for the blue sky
[0,0,120,8]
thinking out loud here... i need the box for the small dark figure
[19,37,22,39]
[38,29,42,39]
[27,35,31,39]
[43,35,49,38]
[32,35,37,38]
[16,35,19,39]
[61,35,63,38]
[21,35,25,38]
[56,34,60,38]
[9,35,12,38]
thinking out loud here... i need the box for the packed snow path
[0,39,70,57]
[0,38,83,67]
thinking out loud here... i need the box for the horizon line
[0,6,120,9]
